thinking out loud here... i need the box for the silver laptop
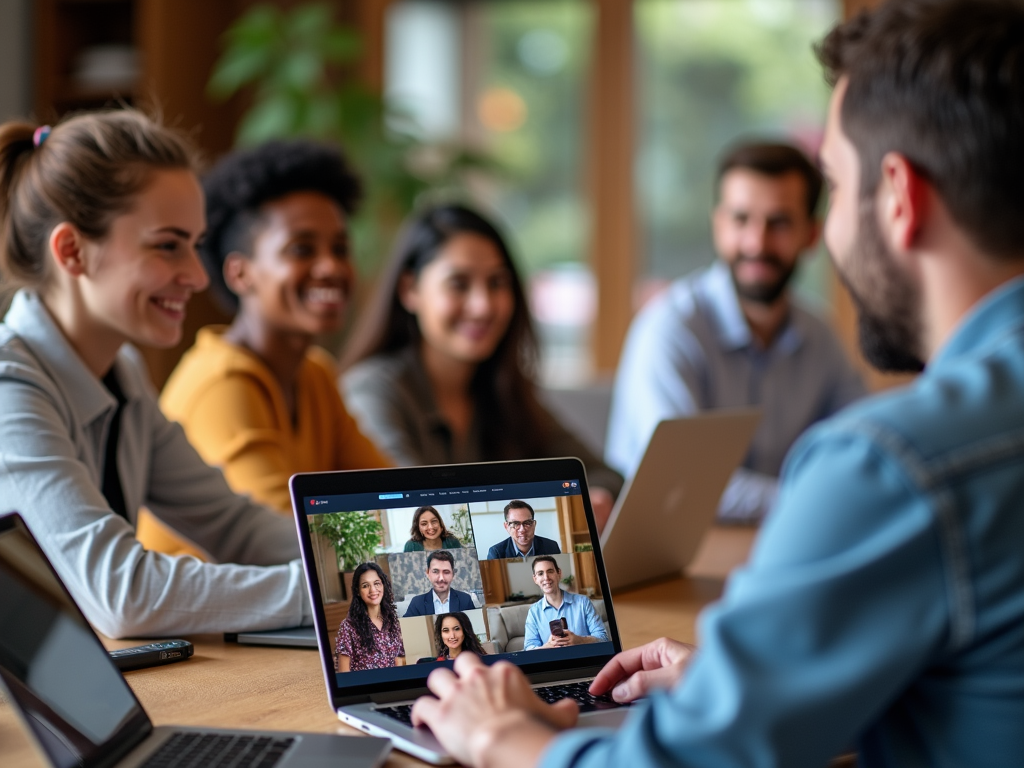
[290,458,631,765]
[0,512,391,768]
[600,409,761,592]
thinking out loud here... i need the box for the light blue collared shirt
[606,263,864,520]
[524,590,608,650]
[545,277,1024,768]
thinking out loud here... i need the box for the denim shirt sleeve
[543,424,950,768]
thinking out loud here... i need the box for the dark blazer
[403,588,475,617]
[486,535,561,560]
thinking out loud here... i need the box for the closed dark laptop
[0,512,390,768]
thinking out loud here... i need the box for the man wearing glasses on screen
[485,500,561,560]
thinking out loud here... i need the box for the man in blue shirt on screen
[410,2,1024,766]
[523,557,607,651]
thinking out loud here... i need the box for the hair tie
[33,126,51,148]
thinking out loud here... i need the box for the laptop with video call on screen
[290,459,631,765]
[600,409,762,592]
[0,512,391,768]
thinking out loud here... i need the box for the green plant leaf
[323,29,362,62]
[208,47,274,99]
[286,3,334,43]
[237,92,298,144]
[279,49,323,91]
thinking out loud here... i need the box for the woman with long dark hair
[341,204,622,527]
[434,612,486,661]
[335,562,405,672]
[404,505,462,551]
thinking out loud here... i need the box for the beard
[832,198,926,374]
[728,253,798,306]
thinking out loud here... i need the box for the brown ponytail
[0,110,199,289]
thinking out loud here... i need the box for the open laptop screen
[291,459,620,702]
[0,514,151,768]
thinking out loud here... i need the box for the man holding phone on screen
[524,557,607,650]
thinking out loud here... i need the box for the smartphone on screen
[549,618,568,638]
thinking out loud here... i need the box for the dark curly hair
[199,139,362,313]
[345,562,399,654]
[409,506,452,544]
[434,611,486,659]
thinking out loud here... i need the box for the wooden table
[0,527,757,768]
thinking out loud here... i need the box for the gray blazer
[0,291,310,638]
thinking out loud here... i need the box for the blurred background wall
[6,0,897,393]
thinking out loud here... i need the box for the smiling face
[357,570,384,607]
[229,190,354,339]
[427,559,454,596]
[417,510,442,542]
[820,80,925,373]
[712,169,819,305]
[440,616,464,652]
[76,168,208,352]
[504,506,536,552]
[532,560,561,597]
[399,232,515,367]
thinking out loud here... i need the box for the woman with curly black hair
[434,612,486,661]
[137,139,391,556]
[335,562,405,672]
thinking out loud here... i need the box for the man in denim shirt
[409,2,1024,767]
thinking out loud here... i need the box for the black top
[101,368,129,521]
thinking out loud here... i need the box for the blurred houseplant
[448,504,475,547]
[207,2,498,272]
[310,511,384,573]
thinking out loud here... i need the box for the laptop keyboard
[141,732,295,768]
[377,680,624,726]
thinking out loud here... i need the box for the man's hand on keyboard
[589,636,696,703]
[412,653,578,768]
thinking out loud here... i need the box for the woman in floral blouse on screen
[335,562,405,672]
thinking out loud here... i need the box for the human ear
[48,222,88,277]
[397,270,420,314]
[878,152,928,254]
[222,252,253,296]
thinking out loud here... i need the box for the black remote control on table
[108,639,194,671]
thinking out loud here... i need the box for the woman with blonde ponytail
[0,111,311,638]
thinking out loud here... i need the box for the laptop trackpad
[579,708,631,728]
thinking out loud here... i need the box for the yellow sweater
[137,327,390,556]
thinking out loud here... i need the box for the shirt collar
[542,588,575,609]
[930,275,1024,370]
[702,262,804,355]
[512,539,535,559]
[432,590,451,611]
[4,290,142,425]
